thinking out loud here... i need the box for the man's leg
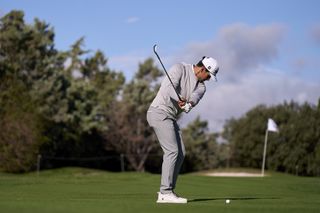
[172,121,185,189]
[147,110,187,203]
[152,118,185,193]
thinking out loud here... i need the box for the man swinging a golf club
[147,45,219,204]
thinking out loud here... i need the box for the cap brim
[208,72,217,82]
[207,70,217,80]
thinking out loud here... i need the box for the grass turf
[0,167,319,213]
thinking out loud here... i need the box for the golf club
[153,44,182,101]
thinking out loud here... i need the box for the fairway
[0,168,319,213]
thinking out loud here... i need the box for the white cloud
[108,23,319,132]
[125,17,140,24]
[175,23,319,132]
[108,53,146,81]
[175,23,286,83]
[179,68,320,132]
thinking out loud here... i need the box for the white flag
[267,118,279,132]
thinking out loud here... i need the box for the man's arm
[189,82,206,107]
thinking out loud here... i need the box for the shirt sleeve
[189,82,206,106]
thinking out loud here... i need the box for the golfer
[147,56,219,203]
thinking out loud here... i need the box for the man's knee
[164,147,185,161]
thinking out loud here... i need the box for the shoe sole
[156,200,187,204]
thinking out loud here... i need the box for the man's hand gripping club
[178,98,193,113]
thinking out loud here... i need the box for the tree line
[223,102,320,176]
[1,11,319,176]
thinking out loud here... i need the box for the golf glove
[182,102,192,113]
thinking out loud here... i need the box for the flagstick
[261,129,269,177]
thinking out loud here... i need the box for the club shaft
[153,46,182,101]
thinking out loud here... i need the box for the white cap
[202,57,219,77]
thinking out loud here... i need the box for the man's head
[195,56,219,82]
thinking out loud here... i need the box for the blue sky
[1,0,320,131]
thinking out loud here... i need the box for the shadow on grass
[189,197,280,202]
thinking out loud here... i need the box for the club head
[153,44,158,53]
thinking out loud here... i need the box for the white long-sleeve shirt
[150,62,206,119]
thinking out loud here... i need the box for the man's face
[199,67,211,82]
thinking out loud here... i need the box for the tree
[0,80,46,172]
[222,100,320,176]
[0,10,125,172]
[0,11,56,172]
[182,116,219,172]
[224,105,271,168]
[104,58,163,171]
[277,102,320,176]
[36,39,125,170]
[0,11,57,88]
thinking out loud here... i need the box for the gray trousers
[147,107,185,194]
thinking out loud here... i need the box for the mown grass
[0,167,319,213]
